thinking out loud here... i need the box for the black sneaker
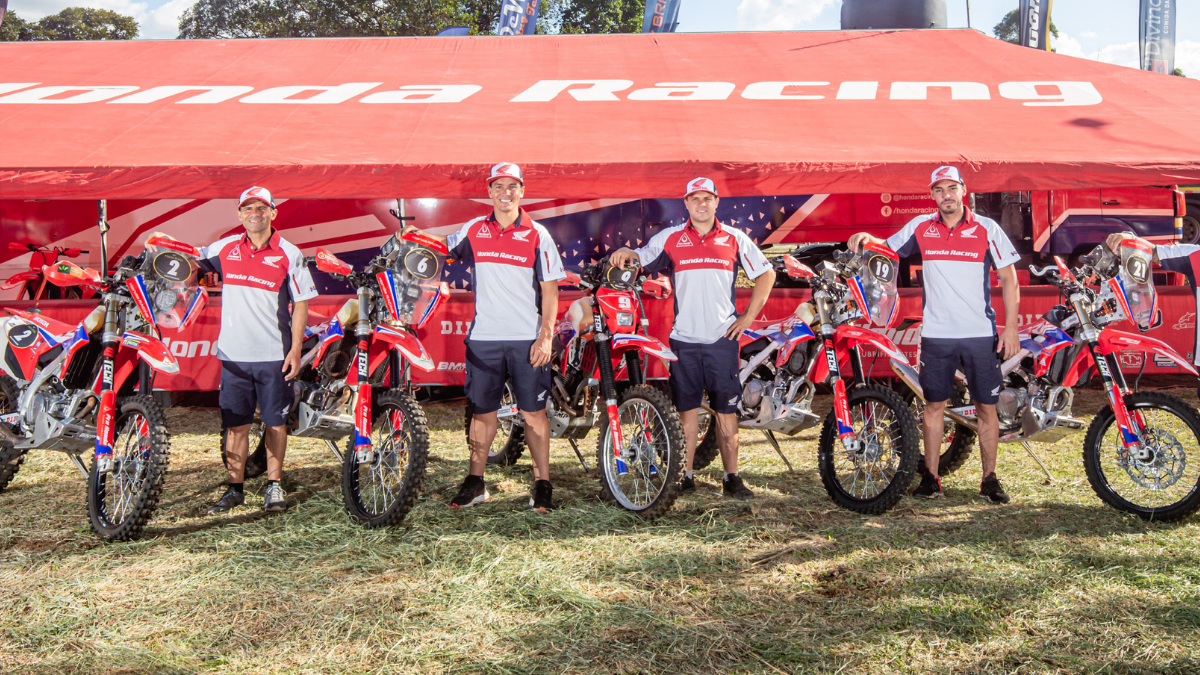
[263,482,287,512]
[207,487,244,515]
[530,479,555,513]
[913,471,943,499]
[680,475,696,493]
[979,473,1011,504]
[450,475,489,509]
[722,474,754,500]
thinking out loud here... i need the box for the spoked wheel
[465,380,526,467]
[220,418,268,479]
[0,374,27,493]
[901,384,976,477]
[1083,391,1200,521]
[87,396,170,541]
[596,385,685,519]
[343,390,430,528]
[692,404,721,471]
[818,384,920,514]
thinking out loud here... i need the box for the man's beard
[938,200,959,215]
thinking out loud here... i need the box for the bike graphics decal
[95,349,116,457]
[376,270,402,322]
[125,274,160,338]
[354,342,372,451]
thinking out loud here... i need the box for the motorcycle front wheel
[596,385,685,519]
[342,389,430,528]
[87,396,171,541]
[1082,391,1200,521]
[818,384,920,514]
[0,374,27,493]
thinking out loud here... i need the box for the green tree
[1173,67,1186,77]
[0,10,35,40]
[993,8,1058,45]
[179,0,644,38]
[1,7,138,41]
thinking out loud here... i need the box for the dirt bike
[472,263,685,519]
[2,242,97,301]
[0,236,207,540]
[223,232,449,528]
[698,245,922,514]
[905,240,1200,521]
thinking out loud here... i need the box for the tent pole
[965,0,971,29]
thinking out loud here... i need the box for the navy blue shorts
[219,360,293,428]
[919,336,1003,406]
[669,337,741,414]
[465,340,552,414]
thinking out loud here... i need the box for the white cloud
[9,0,185,39]
[1080,31,1098,39]
[1049,34,1200,75]
[1176,40,1200,78]
[1052,31,1086,58]
[737,0,839,31]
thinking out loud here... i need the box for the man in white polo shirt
[184,187,318,515]
[849,166,1021,504]
[402,163,567,513]
[609,177,776,500]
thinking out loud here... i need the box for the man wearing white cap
[609,177,776,499]
[168,187,318,515]
[402,163,567,513]
[849,166,1021,504]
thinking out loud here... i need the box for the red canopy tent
[1,28,1198,199]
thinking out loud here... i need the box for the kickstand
[68,453,89,478]
[323,439,344,464]
[1020,441,1053,484]
[762,430,795,473]
[568,438,590,473]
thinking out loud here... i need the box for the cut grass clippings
[2,387,1200,673]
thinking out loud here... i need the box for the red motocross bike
[2,242,97,301]
[909,241,1200,520]
[476,263,685,519]
[0,237,206,540]
[222,231,449,528]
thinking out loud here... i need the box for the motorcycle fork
[593,315,628,475]
[352,288,374,458]
[1089,342,1145,450]
[94,296,120,472]
[824,339,857,444]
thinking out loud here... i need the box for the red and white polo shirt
[1153,244,1200,364]
[447,210,566,341]
[201,229,318,362]
[635,219,772,344]
[887,211,1019,339]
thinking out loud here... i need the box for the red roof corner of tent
[1,29,1199,199]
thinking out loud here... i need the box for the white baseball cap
[238,186,275,208]
[929,166,964,188]
[487,162,524,186]
[684,177,718,198]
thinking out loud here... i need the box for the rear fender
[375,324,435,372]
[1099,329,1199,375]
[610,333,677,362]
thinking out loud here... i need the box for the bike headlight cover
[616,312,635,327]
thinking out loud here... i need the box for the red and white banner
[5,286,1196,390]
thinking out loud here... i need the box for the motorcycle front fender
[122,331,179,375]
[375,325,435,372]
[1099,329,1199,375]
[808,325,910,384]
[610,333,677,362]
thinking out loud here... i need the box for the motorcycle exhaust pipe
[891,360,979,432]
[943,408,979,433]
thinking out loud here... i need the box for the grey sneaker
[207,487,244,515]
[264,482,287,512]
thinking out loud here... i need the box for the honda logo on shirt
[512,230,531,242]
[959,225,978,239]
[262,255,284,268]
[713,235,731,247]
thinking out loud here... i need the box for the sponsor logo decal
[713,235,731,247]
[475,224,492,238]
[923,225,942,238]
[227,246,242,261]
[1154,354,1179,368]
[677,233,693,247]
[1174,311,1195,331]
[958,225,978,239]
[511,229,531,242]
[262,255,284,268]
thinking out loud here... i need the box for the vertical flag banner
[1018,0,1053,51]
[642,0,682,34]
[497,0,541,36]
[1140,0,1177,74]
[437,26,470,37]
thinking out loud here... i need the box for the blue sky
[6,0,1199,75]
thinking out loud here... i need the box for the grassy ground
[3,387,1200,674]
